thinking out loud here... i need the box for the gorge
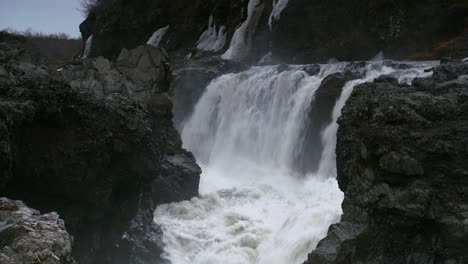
[1,0,467,264]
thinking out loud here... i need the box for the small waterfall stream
[154,61,434,264]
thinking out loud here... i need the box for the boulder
[0,198,75,264]
[306,59,468,263]
[0,32,200,264]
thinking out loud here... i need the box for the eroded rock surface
[306,59,468,263]
[0,198,75,264]
[60,45,171,104]
[80,0,466,63]
[0,32,200,264]
[273,0,467,63]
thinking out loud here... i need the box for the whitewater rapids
[154,61,434,264]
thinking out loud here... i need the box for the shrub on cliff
[1,28,82,65]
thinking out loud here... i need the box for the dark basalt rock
[80,0,269,60]
[0,32,200,264]
[272,0,467,63]
[297,68,362,174]
[306,60,468,263]
[80,0,466,64]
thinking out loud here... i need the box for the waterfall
[81,35,93,59]
[221,0,264,60]
[154,61,434,264]
[268,0,289,31]
[147,25,170,47]
[196,15,227,52]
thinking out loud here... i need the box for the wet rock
[379,151,424,175]
[306,60,468,263]
[0,198,75,264]
[301,64,321,76]
[298,69,361,173]
[0,32,200,264]
[273,0,467,63]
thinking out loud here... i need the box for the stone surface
[273,0,468,63]
[81,0,466,63]
[0,32,200,264]
[80,0,272,61]
[60,45,171,103]
[0,198,75,264]
[306,59,468,263]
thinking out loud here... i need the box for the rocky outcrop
[273,0,467,63]
[80,0,272,61]
[0,198,75,264]
[306,59,468,263]
[61,45,171,104]
[0,32,200,264]
[81,0,466,63]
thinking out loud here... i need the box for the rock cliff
[80,0,466,63]
[80,0,272,61]
[306,59,468,263]
[0,32,200,264]
[274,0,468,63]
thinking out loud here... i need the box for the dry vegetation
[1,28,82,65]
[80,0,110,15]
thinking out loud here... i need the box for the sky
[0,0,84,38]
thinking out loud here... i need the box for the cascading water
[154,61,434,264]
[81,35,93,59]
[268,0,289,31]
[147,25,170,47]
[196,15,227,52]
[221,0,264,60]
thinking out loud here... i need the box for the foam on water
[154,61,436,264]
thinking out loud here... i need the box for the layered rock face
[61,45,171,103]
[80,0,272,61]
[307,60,468,263]
[81,0,466,63]
[0,32,200,264]
[0,198,75,264]
[274,0,467,63]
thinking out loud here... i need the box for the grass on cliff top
[1,28,82,66]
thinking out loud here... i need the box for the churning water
[154,61,435,264]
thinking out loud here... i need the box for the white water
[222,0,264,60]
[196,15,227,52]
[268,0,289,31]
[82,35,93,59]
[154,61,435,264]
[147,25,170,47]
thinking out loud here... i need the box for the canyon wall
[307,59,468,263]
[81,0,467,62]
[0,32,200,264]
